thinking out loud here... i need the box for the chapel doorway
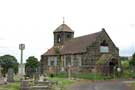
[108,58,118,75]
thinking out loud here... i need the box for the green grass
[132,82,135,86]
[53,72,105,80]
[72,73,105,80]
[48,72,105,90]
[0,82,20,90]
[49,77,75,90]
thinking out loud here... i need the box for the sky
[0,0,135,63]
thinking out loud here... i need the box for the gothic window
[54,57,57,66]
[83,58,90,65]
[48,57,51,66]
[100,40,109,53]
[73,55,78,66]
[91,59,95,64]
[48,57,57,66]
[66,56,71,66]
[50,60,54,66]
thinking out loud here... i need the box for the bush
[122,70,132,79]
[50,74,54,78]
[131,72,135,79]
[121,60,130,69]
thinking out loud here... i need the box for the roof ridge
[70,30,102,40]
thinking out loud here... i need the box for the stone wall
[80,30,119,73]
[41,55,48,74]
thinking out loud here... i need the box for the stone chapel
[40,22,119,75]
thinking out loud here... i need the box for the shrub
[122,70,132,79]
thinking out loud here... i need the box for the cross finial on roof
[63,17,65,24]
[102,28,105,31]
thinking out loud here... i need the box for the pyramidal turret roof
[54,24,74,33]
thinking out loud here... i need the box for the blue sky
[0,0,135,62]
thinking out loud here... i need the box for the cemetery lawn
[49,77,75,89]
[55,72,105,80]
[0,82,20,90]
[130,82,135,90]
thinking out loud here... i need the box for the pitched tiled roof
[44,47,55,56]
[54,24,74,32]
[43,30,102,56]
[61,31,101,54]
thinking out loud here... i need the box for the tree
[25,56,39,77]
[0,55,18,76]
[129,53,135,71]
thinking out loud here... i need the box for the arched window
[100,40,108,46]
[57,35,61,43]
[100,40,109,53]
[66,56,71,66]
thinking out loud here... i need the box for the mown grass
[48,72,105,90]
[132,82,135,87]
[49,77,75,89]
[72,73,105,80]
[0,82,20,90]
[53,72,105,80]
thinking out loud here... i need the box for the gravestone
[0,65,2,78]
[0,65,5,84]
[7,68,14,82]
[39,75,44,82]
[20,80,31,90]
[34,72,40,81]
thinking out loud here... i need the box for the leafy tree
[129,53,135,71]
[25,56,39,77]
[121,60,130,69]
[120,56,128,61]
[0,55,18,76]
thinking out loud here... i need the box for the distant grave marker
[0,65,5,84]
[7,68,14,82]
[0,65,2,78]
